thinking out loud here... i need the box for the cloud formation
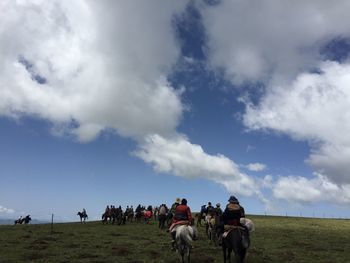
[201,0,350,84]
[0,1,262,201]
[0,205,14,214]
[135,134,260,197]
[2,1,350,208]
[200,1,350,203]
[273,174,350,205]
[245,163,266,172]
[244,61,350,185]
[0,0,187,142]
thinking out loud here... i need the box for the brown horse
[222,226,249,263]
[77,211,88,223]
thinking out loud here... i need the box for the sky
[1,0,350,222]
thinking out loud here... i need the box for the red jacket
[173,204,192,223]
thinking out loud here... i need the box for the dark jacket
[206,205,215,216]
[222,203,245,226]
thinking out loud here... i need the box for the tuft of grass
[0,215,349,262]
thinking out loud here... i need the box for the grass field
[0,215,349,263]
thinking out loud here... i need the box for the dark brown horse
[77,211,88,223]
[14,215,31,225]
[222,226,249,263]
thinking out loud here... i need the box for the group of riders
[14,215,32,225]
[78,195,251,252]
[101,204,158,225]
[166,195,251,251]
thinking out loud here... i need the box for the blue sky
[1,1,350,221]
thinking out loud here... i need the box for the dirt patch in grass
[26,239,49,250]
[65,243,80,248]
[78,252,99,259]
[51,231,63,235]
[44,236,57,241]
[149,250,161,258]
[111,246,131,256]
[24,252,46,260]
[111,233,124,237]
[33,239,49,245]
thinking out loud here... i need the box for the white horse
[175,225,198,263]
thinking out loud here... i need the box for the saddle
[222,225,246,238]
[169,220,190,232]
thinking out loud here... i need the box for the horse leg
[236,248,246,263]
[187,247,191,263]
[228,248,234,263]
[223,245,227,263]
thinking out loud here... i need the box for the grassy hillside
[0,215,349,263]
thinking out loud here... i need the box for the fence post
[51,214,54,234]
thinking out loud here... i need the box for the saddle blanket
[169,220,190,232]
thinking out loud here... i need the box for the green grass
[0,215,349,262]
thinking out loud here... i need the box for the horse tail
[176,225,193,263]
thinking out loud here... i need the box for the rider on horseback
[170,198,181,215]
[169,198,193,250]
[215,203,223,216]
[206,202,215,217]
[219,195,249,246]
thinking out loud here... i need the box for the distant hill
[0,218,14,225]
[0,218,49,225]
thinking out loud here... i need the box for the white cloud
[0,1,271,205]
[245,162,266,172]
[135,134,260,197]
[0,205,15,214]
[200,1,350,85]
[307,143,350,185]
[0,0,188,142]
[199,1,350,202]
[244,61,350,185]
[273,174,350,204]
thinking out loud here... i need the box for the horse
[195,212,205,227]
[102,211,111,224]
[175,225,198,263]
[166,212,174,227]
[14,215,31,225]
[204,214,212,238]
[77,211,88,223]
[207,218,220,246]
[222,226,250,263]
[135,205,145,223]
[125,209,134,223]
[116,207,126,225]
